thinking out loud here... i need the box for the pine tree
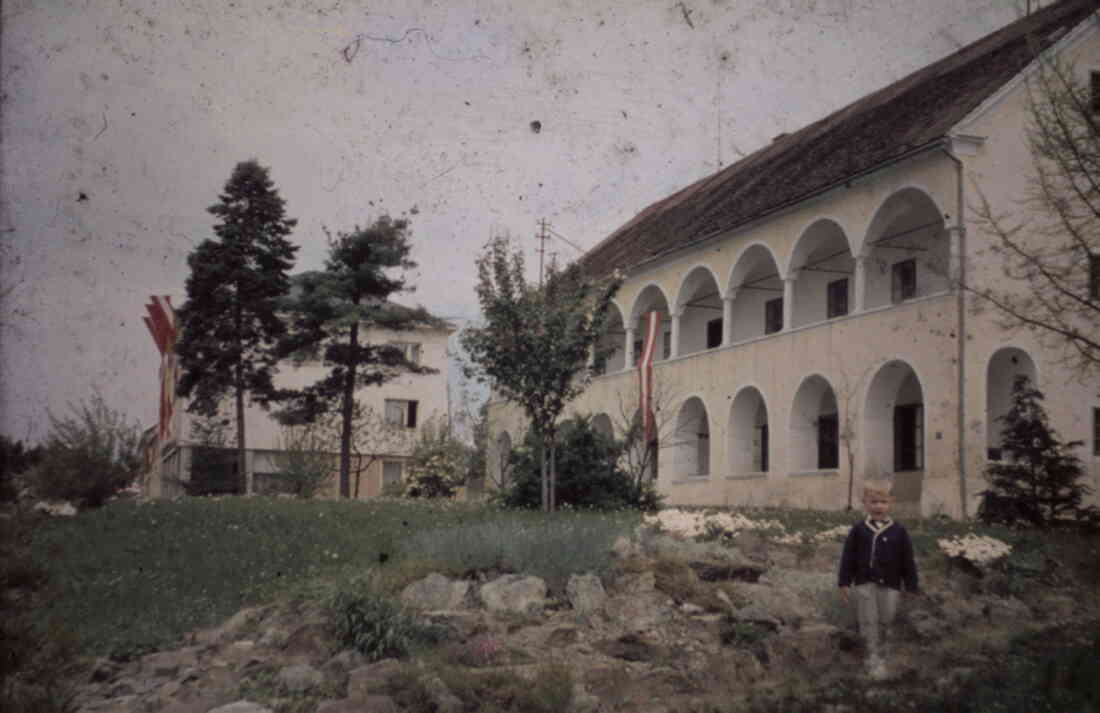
[276,216,438,498]
[979,375,1093,527]
[176,160,298,494]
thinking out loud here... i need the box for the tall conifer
[176,160,298,494]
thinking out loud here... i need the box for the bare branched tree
[610,380,681,497]
[969,52,1100,379]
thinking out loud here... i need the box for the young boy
[837,486,919,680]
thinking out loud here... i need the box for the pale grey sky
[1,0,1025,442]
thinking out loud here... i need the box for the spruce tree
[176,160,298,494]
[980,375,1092,527]
[276,216,437,498]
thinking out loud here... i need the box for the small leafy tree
[176,159,299,494]
[403,415,469,499]
[273,421,335,498]
[277,216,437,498]
[0,436,42,502]
[502,415,658,511]
[462,236,622,511]
[32,394,141,507]
[979,375,1095,527]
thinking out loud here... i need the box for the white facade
[487,5,1100,518]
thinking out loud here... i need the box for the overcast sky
[1,0,1026,443]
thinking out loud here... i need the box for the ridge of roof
[580,0,1099,279]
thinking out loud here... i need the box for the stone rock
[611,535,640,559]
[207,702,274,713]
[547,626,579,647]
[283,622,330,662]
[573,683,600,713]
[727,605,781,630]
[257,627,290,649]
[347,659,406,698]
[423,610,484,640]
[567,573,607,615]
[478,574,548,615]
[981,596,1030,622]
[907,608,948,640]
[324,648,367,673]
[596,633,662,662]
[81,694,139,712]
[316,696,400,713]
[732,582,811,627]
[422,674,463,713]
[277,663,324,693]
[758,568,835,598]
[401,573,473,611]
[198,606,267,645]
[142,647,199,678]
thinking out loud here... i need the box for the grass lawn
[26,497,640,659]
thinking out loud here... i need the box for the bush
[979,376,1097,528]
[270,422,334,498]
[330,582,442,661]
[502,415,656,511]
[0,436,42,502]
[403,416,469,499]
[32,394,140,508]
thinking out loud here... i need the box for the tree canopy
[277,216,438,497]
[460,236,622,510]
[176,159,298,493]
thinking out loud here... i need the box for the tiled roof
[580,0,1099,278]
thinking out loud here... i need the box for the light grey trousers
[854,583,899,658]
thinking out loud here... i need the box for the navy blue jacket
[837,519,919,592]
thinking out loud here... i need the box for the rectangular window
[706,318,723,349]
[634,339,643,365]
[384,399,418,428]
[1090,254,1100,301]
[382,460,403,486]
[662,326,671,360]
[1094,407,1100,457]
[892,259,917,303]
[894,404,924,471]
[817,414,839,469]
[697,432,710,476]
[753,423,769,472]
[827,278,849,318]
[764,298,783,335]
[389,342,421,365]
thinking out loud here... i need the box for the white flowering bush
[937,533,1012,567]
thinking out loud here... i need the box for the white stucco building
[142,296,454,499]
[487,0,1100,518]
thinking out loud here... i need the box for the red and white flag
[638,310,660,444]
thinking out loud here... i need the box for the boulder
[347,659,405,698]
[276,663,324,693]
[566,573,607,615]
[206,702,274,713]
[421,674,463,713]
[316,697,400,713]
[283,622,331,662]
[478,575,548,615]
[400,573,473,611]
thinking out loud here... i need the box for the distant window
[634,339,643,365]
[389,342,421,365]
[827,278,849,318]
[384,399,418,428]
[697,431,710,475]
[892,259,917,303]
[818,414,839,469]
[382,460,403,486]
[894,404,923,471]
[755,423,769,472]
[706,318,723,349]
[764,298,783,335]
[1094,408,1100,457]
[1091,71,1100,113]
[1090,254,1100,301]
[662,326,671,360]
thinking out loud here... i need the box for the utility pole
[535,218,550,287]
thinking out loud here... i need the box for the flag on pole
[638,310,660,444]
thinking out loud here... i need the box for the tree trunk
[540,435,549,512]
[549,443,557,512]
[236,383,248,495]
[338,321,359,499]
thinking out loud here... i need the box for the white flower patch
[642,509,785,539]
[812,525,851,542]
[937,533,1012,566]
